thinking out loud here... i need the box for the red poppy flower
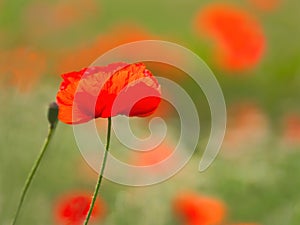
[248,0,281,11]
[173,192,226,225]
[57,24,154,73]
[0,47,46,92]
[132,144,173,167]
[223,102,268,152]
[195,4,266,71]
[56,62,161,124]
[233,223,259,225]
[231,223,260,225]
[54,192,106,225]
[131,143,180,175]
[24,0,98,39]
[282,114,300,146]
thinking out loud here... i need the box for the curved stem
[84,117,112,225]
[11,125,57,225]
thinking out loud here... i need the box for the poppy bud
[48,102,59,128]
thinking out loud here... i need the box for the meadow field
[1,0,300,224]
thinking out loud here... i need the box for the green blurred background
[1,0,300,224]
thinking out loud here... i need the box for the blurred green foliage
[1,0,300,224]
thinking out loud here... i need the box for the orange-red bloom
[57,24,154,73]
[195,4,266,72]
[231,223,260,225]
[56,62,161,124]
[282,114,300,146]
[132,144,173,167]
[223,102,268,153]
[54,192,106,225]
[248,0,281,11]
[24,0,98,40]
[0,47,46,92]
[173,192,226,225]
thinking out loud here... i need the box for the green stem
[84,117,112,225]
[11,125,57,225]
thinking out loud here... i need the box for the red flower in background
[57,24,154,73]
[132,144,174,167]
[223,102,268,153]
[131,143,180,173]
[231,223,260,225]
[56,62,161,124]
[0,47,46,92]
[24,0,98,39]
[54,192,106,225]
[195,4,266,72]
[173,192,226,225]
[282,114,300,146]
[248,0,281,11]
[56,25,187,82]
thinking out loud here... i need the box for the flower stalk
[84,117,112,225]
[11,102,58,225]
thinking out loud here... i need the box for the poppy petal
[56,62,161,124]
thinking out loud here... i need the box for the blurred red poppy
[0,47,46,92]
[223,102,268,153]
[24,0,98,39]
[56,62,161,124]
[54,192,106,225]
[57,24,154,73]
[173,192,226,225]
[282,114,300,146]
[130,143,180,176]
[132,144,173,167]
[195,4,266,72]
[248,0,281,11]
[231,223,260,225]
